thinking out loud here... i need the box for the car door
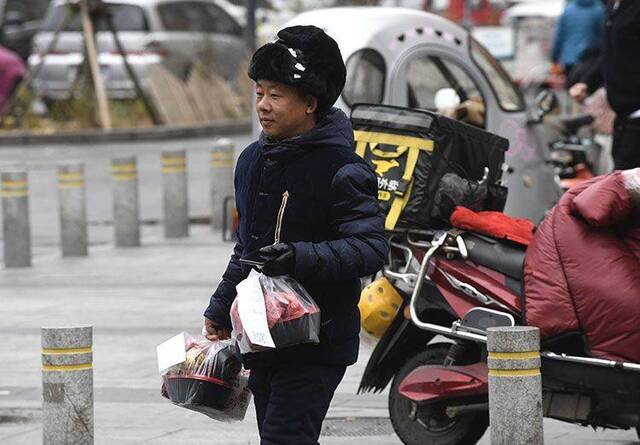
[200,1,245,81]
[0,0,51,60]
[389,44,560,222]
[155,1,210,79]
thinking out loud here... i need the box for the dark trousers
[248,362,346,445]
[613,116,640,170]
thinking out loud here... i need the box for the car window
[5,0,50,23]
[202,3,242,36]
[43,4,149,31]
[226,0,272,8]
[342,49,385,107]
[406,54,482,105]
[470,37,524,112]
[157,1,212,32]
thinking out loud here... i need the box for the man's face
[256,80,317,140]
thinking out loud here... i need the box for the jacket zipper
[274,190,289,244]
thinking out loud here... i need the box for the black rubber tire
[388,344,489,445]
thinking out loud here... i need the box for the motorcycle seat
[461,232,525,281]
[556,113,594,134]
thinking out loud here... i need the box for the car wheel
[389,344,489,445]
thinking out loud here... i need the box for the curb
[0,119,252,147]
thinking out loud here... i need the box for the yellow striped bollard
[209,139,234,230]
[57,163,88,257]
[1,171,31,267]
[162,150,189,238]
[42,325,94,445]
[487,326,544,444]
[111,156,140,247]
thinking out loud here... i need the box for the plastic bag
[430,173,488,223]
[159,335,251,422]
[230,272,321,354]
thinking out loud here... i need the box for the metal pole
[245,0,257,52]
[487,326,544,445]
[111,156,140,247]
[162,150,189,238]
[42,325,94,445]
[58,163,88,257]
[1,171,31,268]
[209,139,234,231]
[462,0,472,30]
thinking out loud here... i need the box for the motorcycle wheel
[388,344,489,445]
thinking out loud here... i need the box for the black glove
[258,243,295,276]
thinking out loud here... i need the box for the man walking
[570,0,640,169]
[203,25,388,444]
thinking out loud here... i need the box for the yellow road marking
[162,167,186,174]
[1,190,28,198]
[488,351,540,360]
[209,161,233,168]
[43,363,92,372]
[42,347,92,355]
[489,369,541,377]
[112,173,137,181]
[57,182,84,189]
[1,180,28,188]
[111,164,136,172]
[57,172,84,181]
[162,158,186,166]
[209,152,233,160]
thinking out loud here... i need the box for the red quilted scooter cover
[524,172,640,363]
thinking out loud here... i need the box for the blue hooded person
[551,0,605,75]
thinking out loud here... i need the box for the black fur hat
[248,25,346,114]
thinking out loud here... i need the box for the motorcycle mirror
[529,90,558,124]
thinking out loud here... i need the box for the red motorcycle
[359,229,640,445]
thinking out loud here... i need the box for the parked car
[0,44,26,112]
[213,0,294,45]
[277,7,561,223]
[29,0,246,100]
[0,0,51,61]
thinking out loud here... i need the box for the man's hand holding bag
[229,246,321,354]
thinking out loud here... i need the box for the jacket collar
[258,108,354,163]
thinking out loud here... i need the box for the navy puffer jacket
[204,108,388,367]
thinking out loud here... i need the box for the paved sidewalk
[0,226,638,444]
[0,225,399,444]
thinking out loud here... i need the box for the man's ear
[306,95,318,115]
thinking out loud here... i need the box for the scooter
[359,229,640,445]
[546,113,599,190]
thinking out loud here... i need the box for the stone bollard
[162,150,189,238]
[487,326,544,445]
[1,171,31,267]
[209,139,234,230]
[42,326,94,445]
[57,164,88,257]
[111,156,140,247]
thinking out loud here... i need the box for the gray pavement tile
[0,225,638,444]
